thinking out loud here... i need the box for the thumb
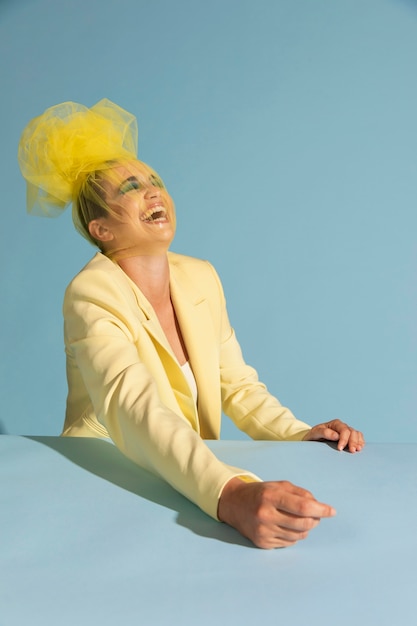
[309,426,340,442]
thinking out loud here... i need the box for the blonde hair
[74,167,113,247]
[18,99,138,245]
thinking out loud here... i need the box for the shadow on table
[26,436,253,549]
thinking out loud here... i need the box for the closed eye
[149,174,165,189]
[119,177,142,195]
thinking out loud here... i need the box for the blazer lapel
[112,255,220,437]
[123,267,201,432]
[169,262,221,438]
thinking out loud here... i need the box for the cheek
[164,192,175,214]
[110,201,139,225]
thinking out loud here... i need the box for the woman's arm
[63,264,259,520]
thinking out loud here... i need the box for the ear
[88,218,115,244]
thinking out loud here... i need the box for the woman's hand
[303,419,365,453]
[218,477,336,549]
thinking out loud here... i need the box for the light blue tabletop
[1,436,416,625]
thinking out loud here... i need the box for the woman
[18,99,364,549]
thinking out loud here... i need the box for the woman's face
[93,160,176,257]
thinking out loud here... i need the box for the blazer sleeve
[63,266,259,520]
[204,263,312,440]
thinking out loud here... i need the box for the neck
[116,252,171,307]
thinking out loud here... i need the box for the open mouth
[140,207,168,223]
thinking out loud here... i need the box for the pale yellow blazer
[62,252,311,518]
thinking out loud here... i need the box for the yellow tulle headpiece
[18,98,138,217]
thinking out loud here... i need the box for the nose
[144,185,161,199]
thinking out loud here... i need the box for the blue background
[0,0,415,441]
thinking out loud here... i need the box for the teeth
[141,207,167,222]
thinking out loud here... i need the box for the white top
[181,360,198,406]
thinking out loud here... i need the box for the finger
[275,510,322,533]
[274,489,336,519]
[345,430,365,453]
[328,421,364,452]
[254,524,314,549]
[255,535,300,549]
[274,526,312,544]
[356,431,365,450]
[336,426,353,451]
[322,420,355,451]
[307,426,340,443]
[324,420,362,451]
